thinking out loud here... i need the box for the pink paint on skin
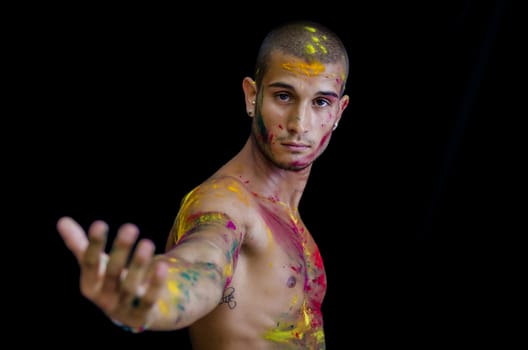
[255,201,324,294]
[336,76,348,89]
[258,206,304,262]
[226,220,236,230]
[257,200,326,336]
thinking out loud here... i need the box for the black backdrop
[27,1,522,348]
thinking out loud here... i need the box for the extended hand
[56,216,168,330]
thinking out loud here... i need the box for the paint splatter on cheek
[318,132,331,149]
[256,115,277,145]
[257,115,270,143]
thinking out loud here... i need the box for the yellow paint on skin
[226,183,251,206]
[282,61,325,77]
[303,26,329,56]
[302,305,311,327]
[151,267,182,317]
[305,44,317,55]
[224,264,233,277]
[264,329,298,343]
[157,299,170,316]
[307,37,329,55]
[167,278,181,296]
[263,300,320,344]
[194,212,229,227]
[291,293,299,306]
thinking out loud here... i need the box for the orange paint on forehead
[282,61,325,77]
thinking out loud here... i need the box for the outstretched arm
[57,177,250,333]
[57,202,244,332]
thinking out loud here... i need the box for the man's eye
[315,99,330,107]
[277,93,290,101]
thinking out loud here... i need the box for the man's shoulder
[181,175,254,208]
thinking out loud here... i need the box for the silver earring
[332,122,338,131]
[251,100,255,105]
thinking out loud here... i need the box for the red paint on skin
[313,274,326,290]
[268,133,275,144]
[290,265,302,273]
[319,132,331,147]
[312,248,324,269]
[237,175,250,184]
[290,130,331,168]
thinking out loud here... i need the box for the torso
[187,178,327,350]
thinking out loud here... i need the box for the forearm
[146,257,226,330]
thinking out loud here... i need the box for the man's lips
[281,142,311,151]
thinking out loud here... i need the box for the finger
[129,260,169,316]
[120,238,156,302]
[102,223,139,297]
[56,216,90,263]
[79,220,109,296]
[82,220,109,272]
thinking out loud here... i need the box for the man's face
[252,52,348,171]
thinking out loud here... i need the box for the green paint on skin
[181,270,199,283]
[256,113,271,144]
[168,262,224,309]
[178,211,240,283]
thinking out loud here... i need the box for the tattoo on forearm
[219,287,237,309]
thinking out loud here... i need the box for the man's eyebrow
[318,91,339,99]
[267,82,339,98]
[268,81,294,90]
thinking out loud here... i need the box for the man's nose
[286,104,311,134]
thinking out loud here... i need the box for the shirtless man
[57,20,349,349]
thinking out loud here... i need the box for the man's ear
[242,77,257,116]
[333,94,349,129]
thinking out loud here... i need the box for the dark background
[19,1,523,348]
